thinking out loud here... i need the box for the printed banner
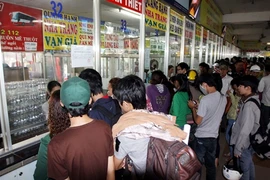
[43,10,80,51]
[184,19,194,56]
[0,1,43,51]
[199,0,222,35]
[238,40,265,51]
[107,0,142,13]
[78,17,94,46]
[195,24,201,42]
[170,9,183,36]
[203,28,208,44]
[145,0,168,31]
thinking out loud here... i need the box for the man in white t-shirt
[188,73,227,180]
[258,64,270,128]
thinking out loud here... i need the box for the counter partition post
[199,26,203,64]
[190,22,196,69]
[0,46,12,151]
[138,2,146,80]
[93,0,101,73]
[164,6,170,77]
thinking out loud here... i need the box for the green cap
[60,77,90,109]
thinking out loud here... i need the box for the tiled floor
[201,132,270,180]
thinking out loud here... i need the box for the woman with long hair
[34,90,70,180]
[170,74,192,129]
[42,81,61,119]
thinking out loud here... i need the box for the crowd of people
[33,56,270,180]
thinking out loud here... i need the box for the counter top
[0,143,40,176]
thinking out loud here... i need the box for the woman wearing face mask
[170,74,192,129]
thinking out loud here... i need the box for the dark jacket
[89,97,121,127]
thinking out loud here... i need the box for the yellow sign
[170,10,183,36]
[145,0,168,31]
[43,10,79,50]
[238,40,266,51]
[199,0,222,35]
[43,11,94,51]
[225,25,233,43]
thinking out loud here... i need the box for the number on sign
[51,1,63,18]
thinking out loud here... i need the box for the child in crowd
[230,75,260,180]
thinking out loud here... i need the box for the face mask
[200,85,208,95]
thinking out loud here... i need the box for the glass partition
[100,2,140,86]
[184,19,195,66]
[0,0,94,152]
[194,25,202,69]
[202,28,208,62]
[169,10,184,77]
[144,1,168,82]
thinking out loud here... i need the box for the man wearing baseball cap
[250,64,261,79]
[47,77,114,180]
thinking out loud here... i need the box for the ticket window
[100,2,140,88]
[169,11,184,77]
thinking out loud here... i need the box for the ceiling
[214,0,270,43]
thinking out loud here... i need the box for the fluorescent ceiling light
[267,42,270,45]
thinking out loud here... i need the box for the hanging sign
[195,24,201,44]
[199,0,222,35]
[107,0,142,13]
[50,1,63,18]
[170,9,183,36]
[0,1,43,51]
[145,0,168,31]
[43,10,79,51]
[78,16,94,46]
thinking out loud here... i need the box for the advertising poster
[145,0,168,31]
[195,24,201,45]
[170,9,183,36]
[43,10,80,51]
[78,16,94,46]
[0,1,43,51]
[199,0,222,35]
[184,19,194,56]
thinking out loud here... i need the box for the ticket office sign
[43,10,79,51]
[170,9,183,36]
[145,0,168,31]
[0,1,43,51]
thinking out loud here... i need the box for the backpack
[92,99,122,127]
[245,98,270,159]
[144,137,202,180]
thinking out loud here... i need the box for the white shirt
[221,74,233,96]
[258,74,270,106]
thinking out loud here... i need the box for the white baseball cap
[250,65,261,72]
